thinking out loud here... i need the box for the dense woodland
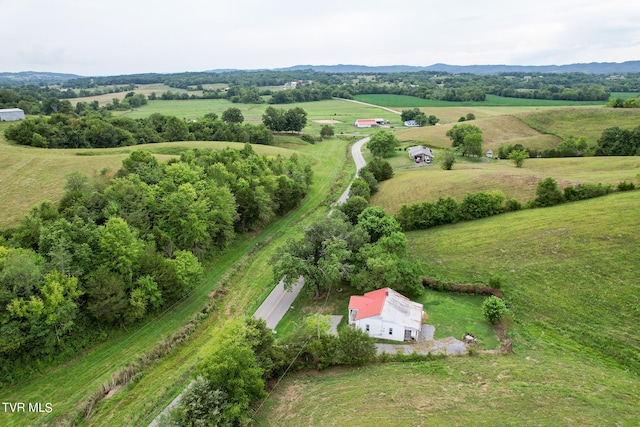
[0,146,312,383]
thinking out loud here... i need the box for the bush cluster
[422,278,503,298]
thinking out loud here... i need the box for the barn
[354,119,378,128]
[0,108,25,121]
[348,288,425,342]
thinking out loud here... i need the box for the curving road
[149,138,368,426]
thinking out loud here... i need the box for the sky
[2,0,639,76]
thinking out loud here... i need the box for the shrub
[564,183,612,202]
[482,296,509,324]
[459,191,505,220]
[367,157,394,181]
[440,150,456,170]
[617,181,636,191]
[349,178,371,200]
[534,177,564,207]
[505,198,522,212]
[300,133,316,144]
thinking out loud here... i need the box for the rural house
[348,288,425,342]
[407,145,434,163]
[0,108,25,121]
[404,120,420,127]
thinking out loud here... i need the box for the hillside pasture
[71,83,193,106]
[518,107,640,146]
[255,192,640,426]
[371,156,640,215]
[395,115,562,151]
[0,128,298,228]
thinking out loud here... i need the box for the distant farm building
[404,120,420,127]
[355,119,379,128]
[486,149,494,158]
[348,288,425,342]
[407,145,434,163]
[0,108,25,121]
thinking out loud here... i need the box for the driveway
[375,324,467,356]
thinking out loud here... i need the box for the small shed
[349,288,425,342]
[407,145,434,163]
[0,108,25,121]
[486,149,493,158]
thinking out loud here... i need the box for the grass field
[354,93,609,108]
[371,156,640,215]
[0,123,298,229]
[518,107,640,145]
[255,192,640,426]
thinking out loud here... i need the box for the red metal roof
[348,288,389,320]
[356,119,378,125]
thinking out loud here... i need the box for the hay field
[371,156,640,214]
[0,125,295,229]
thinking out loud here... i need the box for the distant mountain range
[2,61,639,84]
[0,71,82,84]
[272,61,640,74]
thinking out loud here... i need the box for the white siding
[0,108,25,121]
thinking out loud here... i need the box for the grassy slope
[0,137,353,426]
[371,156,640,215]
[256,192,640,426]
[0,124,294,229]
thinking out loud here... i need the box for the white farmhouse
[0,108,25,121]
[348,288,425,342]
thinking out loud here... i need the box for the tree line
[0,146,312,384]
[396,177,635,232]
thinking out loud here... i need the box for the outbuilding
[348,288,425,342]
[0,108,25,121]
[407,145,434,163]
[355,119,378,128]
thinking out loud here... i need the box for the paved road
[336,136,369,205]
[149,134,368,426]
[252,277,304,330]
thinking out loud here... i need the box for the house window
[389,328,393,335]
[365,324,370,332]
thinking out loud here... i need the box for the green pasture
[255,192,640,426]
[371,155,640,215]
[407,191,640,372]
[0,131,296,229]
[354,93,608,108]
[255,347,640,426]
[518,107,640,145]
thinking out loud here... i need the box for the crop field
[255,192,640,426]
[371,155,640,214]
[71,83,191,106]
[354,93,608,108]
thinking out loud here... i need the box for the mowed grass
[407,191,640,371]
[518,107,640,146]
[395,114,562,150]
[255,192,640,426]
[119,98,397,136]
[371,156,640,215]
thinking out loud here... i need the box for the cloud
[1,0,639,75]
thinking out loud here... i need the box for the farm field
[354,93,609,108]
[371,155,640,215]
[255,192,640,426]
[0,122,296,228]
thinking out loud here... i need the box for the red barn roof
[348,288,389,320]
